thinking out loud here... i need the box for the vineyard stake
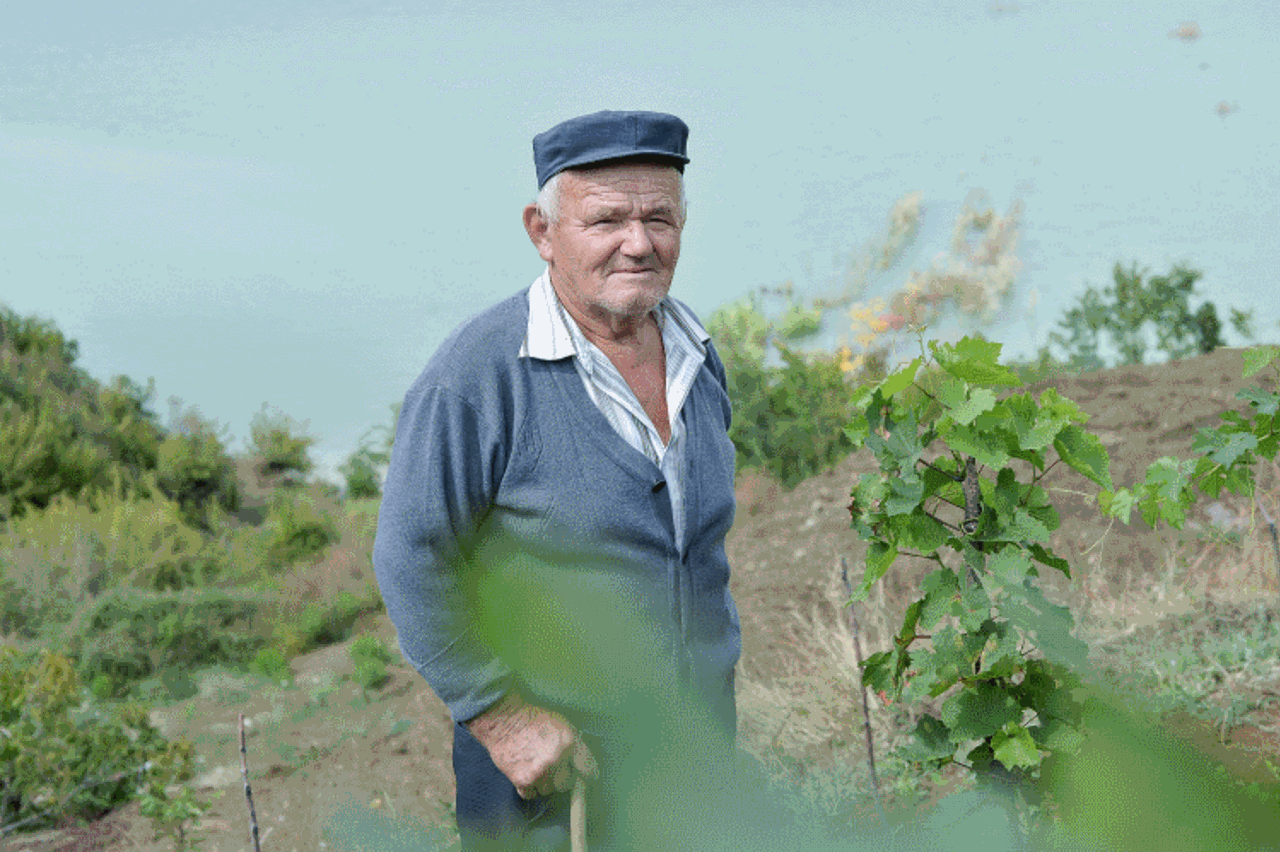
[841,557,884,822]
[239,712,262,852]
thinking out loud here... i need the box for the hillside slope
[11,347,1279,851]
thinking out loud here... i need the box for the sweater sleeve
[372,381,515,722]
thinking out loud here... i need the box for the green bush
[156,409,240,530]
[349,635,392,689]
[0,487,234,645]
[66,587,266,687]
[706,294,867,488]
[262,489,339,566]
[0,647,197,833]
[249,404,315,481]
[249,645,293,683]
[273,590,369,656]
[339,445,384,500]
[1,305,166,523]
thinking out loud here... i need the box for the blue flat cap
[532,110,690,188]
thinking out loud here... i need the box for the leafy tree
[1047,262,1254,371]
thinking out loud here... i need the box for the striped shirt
[518,270,710,552]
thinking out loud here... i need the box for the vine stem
[842,557,885,823]
[239,713,262,852]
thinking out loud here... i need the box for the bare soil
[9,347,1280,851]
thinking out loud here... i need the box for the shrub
[349,634,392,690]
[249,404,315,482]
[0,647,197,833]
[262,489,339,566]
[273,590,368,656]
[0,487,233,645]
[706,294,863,487]
[156,409,240,530]
[248,645,293,683]
[66,587,266,687]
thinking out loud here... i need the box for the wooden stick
[570,774,587,852]
[239,713,262,852]
[841,558,884,822]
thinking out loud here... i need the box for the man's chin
[600,281,669,317]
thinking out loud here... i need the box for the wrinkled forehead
[560,161,683,206]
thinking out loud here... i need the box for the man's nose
[619,220,654,256]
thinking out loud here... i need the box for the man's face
[527,162,683,321]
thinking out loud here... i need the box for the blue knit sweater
[372,287,741,726]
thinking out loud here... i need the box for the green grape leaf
[1036,719,1086,755]
[843,418,871,448]
[920,626,968,696]
[1237,386,1279,416]
[1098,488,1135,524]
[930,338,1022,387]
[880,357,923,397]
[985,508,1052,544]
[1192,427,1259,466]
[904,714,956,760]
[850,542,898,601]
[943,422,1011,470]
[1028,543,1071,577]
[1053,424,1113,491]
[890,510,949,555]
[1001,584,1089,670]
[941,682,1022,741]
[957,583,992,632]
[885,473,926,516]
[992,724,1043,770]
[860,650,897,694]
[1242,344,1280,377]
[988,547,1033,585]
[938,379,997,426]
[920,570,960,629]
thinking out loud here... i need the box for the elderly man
[373,110,741,850]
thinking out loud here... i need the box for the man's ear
[523,204,554,263]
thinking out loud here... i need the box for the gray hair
[535,168,687,226]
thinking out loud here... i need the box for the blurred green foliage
[0,647,198,833]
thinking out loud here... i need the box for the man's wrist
[464,691,532,744]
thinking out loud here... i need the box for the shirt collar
[518,269,709,363]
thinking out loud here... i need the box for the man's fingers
[573,739,599,779]
[551,758,572,793]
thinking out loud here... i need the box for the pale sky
[4,1,1275,480]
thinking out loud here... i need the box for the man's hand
[465,693,597,799]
